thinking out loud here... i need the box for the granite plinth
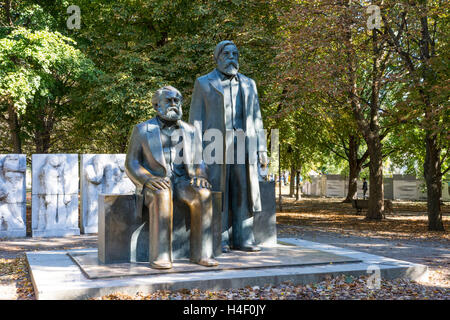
[26,238,428,300]
[97,194,138,264]
[70,245,360,279]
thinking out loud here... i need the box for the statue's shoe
[234,244,261,252]
[222,244,231,253]
[150,260,173,269]
[193,258,219,267]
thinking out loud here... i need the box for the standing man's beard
[218,61,239,76]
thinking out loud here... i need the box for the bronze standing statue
[125,86,218,269]
[189,41,268,252]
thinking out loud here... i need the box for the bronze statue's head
[214,40,239,77]
[152,86,183,121]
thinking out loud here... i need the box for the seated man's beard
[159,106,182,121]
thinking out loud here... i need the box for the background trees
[0,0,447,230]
[380,0,449,230]
[0,2,98,154]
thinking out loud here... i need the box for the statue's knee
[145,188,171,205]
[155,188,171,201]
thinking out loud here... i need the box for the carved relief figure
[36,155,71,230]
[0,155,26,231]
[104,155,132,194]
[84,154,105,228]
[83,154,135,230]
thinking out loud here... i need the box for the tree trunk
[6,104,22,153]
[278,144,282,211]
[289,165,296,197]
[346,16,386,220]
[5,0,14,26]
[34,103,56,153]
[344,135,361,202]
[366,136,384,220]
[35,128,52,153]
[420,16,444,231]
[295,170,301,200]
[384,8,445,231]
[424,132,444,231]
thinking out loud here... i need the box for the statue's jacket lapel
[146,118,197,179]
[146,118,167,176]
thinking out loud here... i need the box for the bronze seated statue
[125,86,218,269]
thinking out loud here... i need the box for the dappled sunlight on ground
[276,196,449,241]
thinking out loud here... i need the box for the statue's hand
[258,151,269,169]
[190,177,212,189]
[145,177,171,191]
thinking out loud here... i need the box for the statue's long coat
[189,69,267,213]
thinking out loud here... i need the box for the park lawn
[277,197,450,241]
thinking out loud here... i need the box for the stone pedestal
[98,194,139,264]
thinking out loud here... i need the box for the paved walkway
[278,224,450,288]
[278,225,449,268]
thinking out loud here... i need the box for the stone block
[383,178,394,200]
[80,154,135,234]
[442,179,450,201]
[254,181,277,246]
[31,154,80,237]
[0,154,27,238]
[98,194,139,264]
[393,175,417,200]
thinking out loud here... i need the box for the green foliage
[51,0,284,152]
[0,24,98,152]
